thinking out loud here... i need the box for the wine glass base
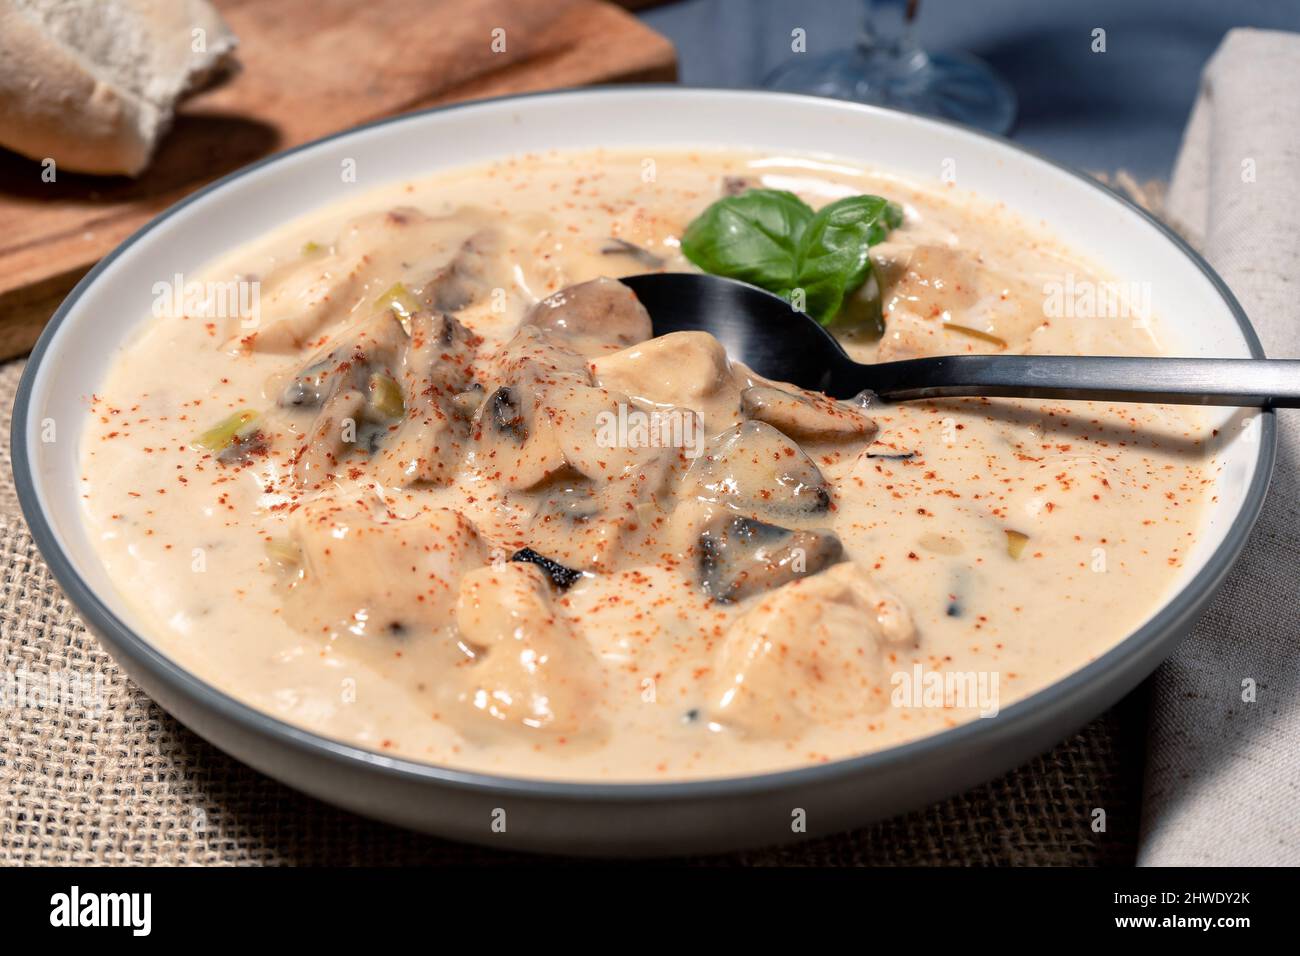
[764,49,1018,136]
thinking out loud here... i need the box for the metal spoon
[620,273,1300,406]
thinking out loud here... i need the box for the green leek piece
[367,372,405,419]
[1005,529,1029,559]
[193,410,258,453]
[373,282,420,320]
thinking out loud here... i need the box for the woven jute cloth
[0,355,1149,866]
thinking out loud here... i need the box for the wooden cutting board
[0,0,676,360]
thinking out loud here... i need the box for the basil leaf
[680,188,901,328]
[792,195,890,325]
[680,189,813,290]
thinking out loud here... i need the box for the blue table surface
[639,0,1300,180]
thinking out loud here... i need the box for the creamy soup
[80,149,1213,781]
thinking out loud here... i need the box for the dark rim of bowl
[11,86,1277,802]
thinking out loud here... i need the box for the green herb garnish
[680,188,902,328]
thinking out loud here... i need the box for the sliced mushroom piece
[722,175,755,196]
[525,277,653,357]
[282,500,487,642]
[469,381,568,489]
[511,547,584,589]
[699,515,843,604]
[703,563,916,738]
[449,563,603,738]
[740,385,877,443]
[274,309,407,410]
[683,420,832,520]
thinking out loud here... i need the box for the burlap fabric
[0,359,1148,866]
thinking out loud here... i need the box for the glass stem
[859,0,929,73]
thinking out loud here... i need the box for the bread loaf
[0,0,238,176]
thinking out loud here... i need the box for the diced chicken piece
[283,500,487,640]
[471,326,675,493]
[704,563,915,737]
[290,388,367,489]
[470,380,570,489]
[877,244,1047,361]
[370,311,478,488]
[472,321,685,570]
[240,263,364,354]
[592,331,750,433]
[480,324,592,393]
[526,277,653,357]
[448,563,603,738]
[520,451,677,572]
[241,205,506,354]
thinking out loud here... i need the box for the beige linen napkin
[1139,28,1300,866]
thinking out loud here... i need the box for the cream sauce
[80,149,1214,780]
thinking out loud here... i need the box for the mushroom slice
[449,563,603,738]
[511,547,584,589]
[526,277,652,357]
[469,381,569,489]
[699,515,843,604]
[683,420,832,520]
[369,311,477,488]
[282,500,487,641]
[703,563,915,738]
[740,385,877,443]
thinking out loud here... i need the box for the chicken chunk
[240,206,505,353]
[448,563,603,738]
[877,244,1045,360]
[282,500,487,640]
[703,563,915,738]
[369,310,478,488]
[592,331,748,432]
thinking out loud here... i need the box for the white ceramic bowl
[12,88,1274,855]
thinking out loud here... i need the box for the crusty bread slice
[0,0,238,176]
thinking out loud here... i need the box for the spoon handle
[853,355,1300,407]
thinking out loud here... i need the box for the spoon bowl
[621,273,1300,408]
